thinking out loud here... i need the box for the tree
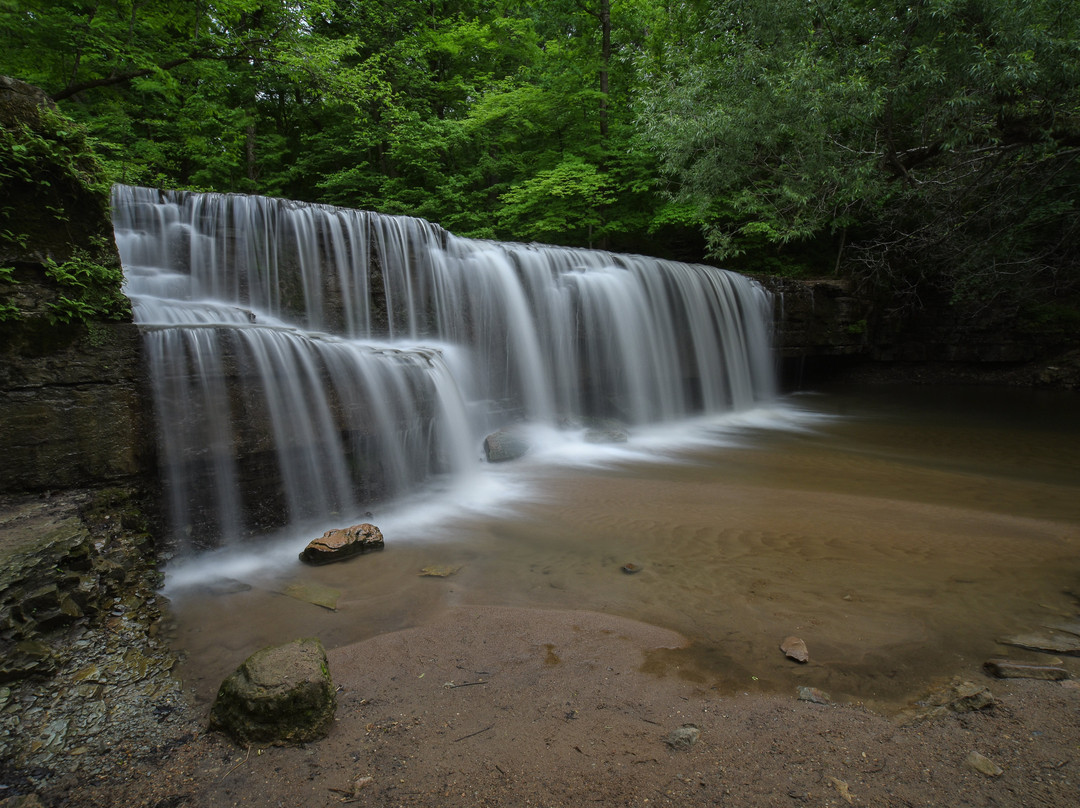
[635,0,1080,311]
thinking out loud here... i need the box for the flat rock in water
[997,630,1080,656]
[419,565,460,578]
[300,523,384,565]
[1043,619,1080,638]
[283,581,342,610]
[781,636,809,663]
[983,658,1070,681]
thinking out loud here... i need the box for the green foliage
[635,0,1080,308]
[0,106,110,212]
[498,155,615,244]
[43,249,130,325]
[0,265,18,321]
[2,0,1073,319]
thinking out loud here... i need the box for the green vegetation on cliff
[0,78,129,326]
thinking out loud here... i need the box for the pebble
[965,750,1004,777]
[665,724,700,750]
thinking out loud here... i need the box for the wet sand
[49,605,1080,807]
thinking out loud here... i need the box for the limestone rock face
[300,523,384,565]
[1,75,152,495]
[209,638,336,745]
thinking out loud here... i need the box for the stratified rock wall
[0,76,155,494]
[757,275,1080,388]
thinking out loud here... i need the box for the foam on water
[161,398,827,592]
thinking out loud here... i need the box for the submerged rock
[583,426,629,444]
[781,636,809,663]
[997,630,1080,656]
[283,582,342,610]
[300,523,384,565]
[209,638,336,745]
[900,678,997,722]
[419,565,461,577]
[483,429,530,463]
[797,686,832,705]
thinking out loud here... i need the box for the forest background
[2,0,1078,329]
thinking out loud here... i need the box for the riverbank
[32,605,1080,807]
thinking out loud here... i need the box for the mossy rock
[209,638,336,745]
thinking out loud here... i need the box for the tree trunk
[599,0,611,138]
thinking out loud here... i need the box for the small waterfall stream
[112,185,776,550]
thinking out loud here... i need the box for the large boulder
[299,523,384,565]
[483,428,530,463]
[209,638,336,745]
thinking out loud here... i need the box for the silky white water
[112,185,777,553]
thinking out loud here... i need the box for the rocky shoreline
[0,491,193,795]
[14,606,1080,808]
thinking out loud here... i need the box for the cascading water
[112,184,776,551]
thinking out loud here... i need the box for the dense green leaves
[1,0,1077,311]
[636,0,1080,308]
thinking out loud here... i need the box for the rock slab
[781,636,809,663]
[300,523,384,565]
[997,630,1080,656]
[209,638,336,745]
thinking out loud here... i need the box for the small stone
[965,750,1004,777]
[300,523,384,565]
[983,658,1070,681]
[828,777,854,804]
[781,636,809,663]
[797,686,832,705]
[621,563,642,574]
[664,724,700,750]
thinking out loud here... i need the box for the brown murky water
[166,384,1080,712]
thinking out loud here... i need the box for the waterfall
[112,185,776,550]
